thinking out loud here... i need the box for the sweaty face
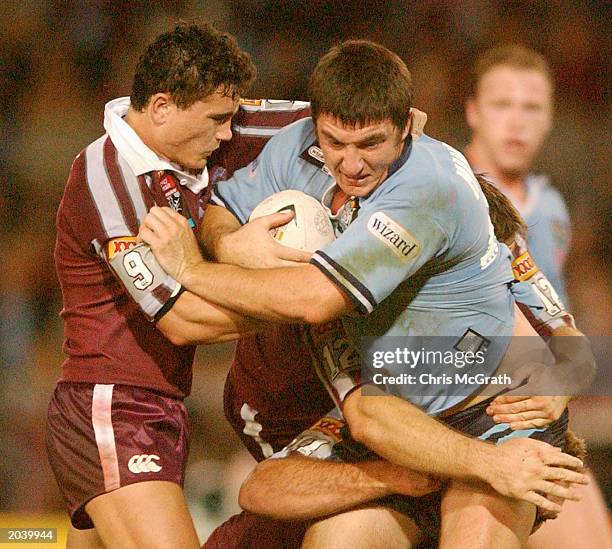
[157,89,238,170]
[467,66,552,178]
[316,114,409,197]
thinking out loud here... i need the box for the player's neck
[464,143,528,205]
[124,107,167,163]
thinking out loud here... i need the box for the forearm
[156,290,265,344]
[181,262,349,323]
[201,205,241,260]
[239,456,398,520]
[548,326,596,395]
[343,390,497,485]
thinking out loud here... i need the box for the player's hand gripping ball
[249,190,335,253]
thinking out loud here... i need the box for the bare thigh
[66,526,105,549]
[527,473,612,549]
[301,505,422,549]
[85,480,200,549]
[440,481,536,549]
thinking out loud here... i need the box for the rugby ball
[249,190,335,252]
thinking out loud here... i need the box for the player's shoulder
[257,114,316,160]
[388,135,462,199]
[233,99,311,136]
[527,173,565,204]
[529,174,568,208]
[63,134,106,195]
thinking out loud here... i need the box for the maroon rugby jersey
[55,136,207,397]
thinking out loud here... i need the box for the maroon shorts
[204,511,308,549]
[46,382,190,529]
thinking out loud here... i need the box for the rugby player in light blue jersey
[465,45,570,305]
[140,41,587,548]
[464,44,609,549]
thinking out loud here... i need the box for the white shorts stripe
[91,384,121,492]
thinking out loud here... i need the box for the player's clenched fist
[485,438,587,513]
[139,206,204,281]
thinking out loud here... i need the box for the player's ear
[465,97,478,130]
[148,93,175,125]
[407,108,427,140]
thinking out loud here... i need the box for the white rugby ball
[249,190,335,252]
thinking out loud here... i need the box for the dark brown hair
[469,44,553,98]
[308,40,413,131]
[476,173,527,244]
[131,22,256,111]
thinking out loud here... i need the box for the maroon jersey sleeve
[511,233,576,338]
[208,99,311,183]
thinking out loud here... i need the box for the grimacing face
[157,89,238,170]
[466,65,553,178]
[316,114,409,197]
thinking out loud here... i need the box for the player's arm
[155,291,265,345]
[140,206,353,323]
[487,238,595,429]
[342,388,587,513]
[478,177,595,427]
[140,179,449,324]
[239,414,439,520]
[105,238,265,344]
[486,322,596,430]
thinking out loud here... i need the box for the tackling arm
[239,413,439,520]
[155,291,264,345]
[141,206,353,324]
[240,454,437,520]
[342,388,587,514]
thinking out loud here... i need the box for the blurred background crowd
[0,0,609,540]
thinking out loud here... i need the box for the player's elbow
[298,291,352,325]
[342,391,376,446]
[238,463,275,515]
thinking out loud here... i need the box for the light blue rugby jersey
[212,118,517,414]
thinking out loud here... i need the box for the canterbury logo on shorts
[127,454,162,474]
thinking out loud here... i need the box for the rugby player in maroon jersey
[47,23,264,549]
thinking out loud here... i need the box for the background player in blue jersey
[464,44,570,304]
[463,44,610,549]
[140,40,588,547]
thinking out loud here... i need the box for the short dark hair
[131,22,256,111]
[308,40,413,131]
[469,44,553,98]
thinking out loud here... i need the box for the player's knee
[441,482,536,547]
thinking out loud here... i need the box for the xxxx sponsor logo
[128,454,162,474]
[512,252,537,281]
[106,236,137,259]
[312,417,343,441]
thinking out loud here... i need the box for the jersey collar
[103,97,209,194]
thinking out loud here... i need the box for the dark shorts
[46,382,190,529]
[204,511,308,549]
[207,396,569,547]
